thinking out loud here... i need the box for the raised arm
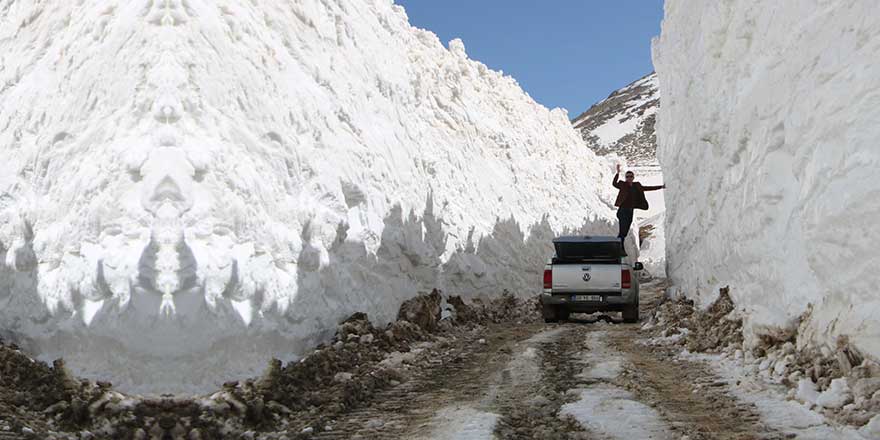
[612,164,622,188]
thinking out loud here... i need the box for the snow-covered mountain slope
[654,1,880,360]
[572,73,659,166]
[0,1,620,393]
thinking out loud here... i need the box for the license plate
[573,295,602,302]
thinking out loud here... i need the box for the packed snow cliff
[0,1,619,393]
[654,1,880,361]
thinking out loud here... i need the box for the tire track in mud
[312,324,544,439]
[403,326,590,439]
[574,281,785,440]
[492,327,591,439]
[558,324,674,439]
[608,330,784,440]
[312,324,595,439]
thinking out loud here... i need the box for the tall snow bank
[654,1,880,359]
[0,0,618,393]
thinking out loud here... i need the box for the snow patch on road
[419,327,567,440]
[561,385,671,440]
[583,359,624,381]
[578,331,625,381]
[506,327,567,387]
[564,330,672,438]
[417,406,499,440]
[524,327,569,345]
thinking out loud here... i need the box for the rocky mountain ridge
[572,73,659,165]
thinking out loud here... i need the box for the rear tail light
[543,269,552,289]
[621,269,632,289]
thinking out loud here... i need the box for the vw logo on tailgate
[582,273,591,282]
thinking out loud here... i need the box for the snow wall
[654,1,880,360]
[0,0,621,394]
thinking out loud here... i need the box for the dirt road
[304,281,784,440]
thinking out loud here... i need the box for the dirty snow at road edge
[686,351,870,440]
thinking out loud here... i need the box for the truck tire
[622,302,639,323]
[557,308,571,322]
[542,304,558,323]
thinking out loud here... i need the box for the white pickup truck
[541,236,643,323]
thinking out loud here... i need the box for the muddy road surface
[305,281,784,440]
[3,281,831,439]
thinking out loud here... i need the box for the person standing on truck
[613,164,665,255]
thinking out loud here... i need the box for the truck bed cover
[552,236,624,261]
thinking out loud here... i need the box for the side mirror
[633,262,644,271]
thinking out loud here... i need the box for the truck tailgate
[552,264,621,293]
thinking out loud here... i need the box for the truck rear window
[554,241,623,261]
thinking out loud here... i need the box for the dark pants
[617,208,634,243]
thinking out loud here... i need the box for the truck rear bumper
[541,293,635,312]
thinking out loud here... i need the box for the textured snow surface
[0,0,618,393]
[638,210,666,279]
[561,385,671,440]
[654,0,880,360]
[628,166,665,278]
[416,407,499,440]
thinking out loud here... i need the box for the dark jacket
[613,173,663,210]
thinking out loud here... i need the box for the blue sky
[395,0,664,118]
